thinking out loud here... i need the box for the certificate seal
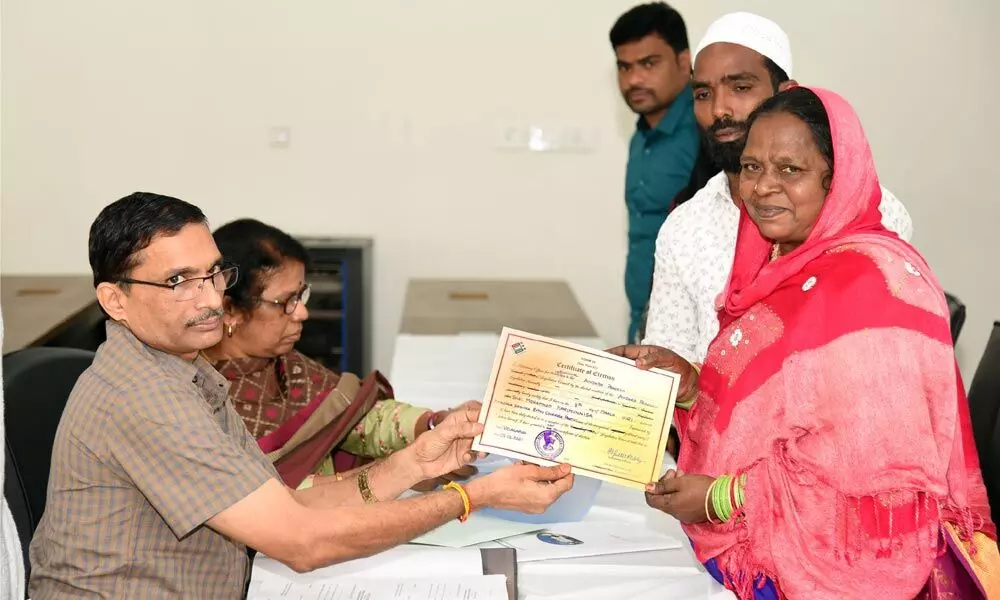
[537,532,583,546]
[534,429,565,459]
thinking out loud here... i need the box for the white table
[494,465,734,599]
[250,465,734,600]
[250,334,733,599]
[384,332,735,599]
[387,333,608,412]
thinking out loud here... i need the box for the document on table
[251,546,484,584]
[471,328,681,490]
[410,512,548,548]
[250,575,509,599]
[496,521,682,562]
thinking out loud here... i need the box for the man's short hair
[89,192,207,289]
[610,2,689,56]
[762,56,790,92]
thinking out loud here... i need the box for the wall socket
[495,125,595,153]
[268,126,291,149]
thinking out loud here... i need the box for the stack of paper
[249,546,522,600]
[251,546,485,584]
[520,573,714,600]
[250,575,509,599]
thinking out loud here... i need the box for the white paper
[521,574,713,600]
[251,546,483,585]
[496,521,681,562]
[410,512,548,548]
[250,575,509,600]
[385,381,489,412]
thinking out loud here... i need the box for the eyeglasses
[259,283,311,315]
[120,266,239,302]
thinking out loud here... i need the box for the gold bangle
[445,481,471,522]
[358,468,378,504]
[679,361,702,405]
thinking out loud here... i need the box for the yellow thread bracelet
[445,482,471,523]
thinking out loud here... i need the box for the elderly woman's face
[738,112,830,248]
[228,260,309,358]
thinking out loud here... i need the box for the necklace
[770,243,781,262]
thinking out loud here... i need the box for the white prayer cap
[694,12,793,78]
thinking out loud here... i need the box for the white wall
[2,0,997,379]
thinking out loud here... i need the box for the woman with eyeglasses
[204,219,471,491]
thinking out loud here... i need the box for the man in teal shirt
[611,3,700,342]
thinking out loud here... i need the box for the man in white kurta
[642,12,913,362]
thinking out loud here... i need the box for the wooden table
[1,275,105,354]
[399,279,598,338]
[391,279,602,412]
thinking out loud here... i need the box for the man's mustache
[706,117,748,138]
[185,309,224,327]
[626,87,654,97]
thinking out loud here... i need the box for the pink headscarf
[678,86,995,598]
[721,87,935,318]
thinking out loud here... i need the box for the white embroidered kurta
[1,312,27,600]
[642,171,913,363]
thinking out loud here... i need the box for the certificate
[471,328,681,490]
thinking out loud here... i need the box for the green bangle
[712,475,731,523]
[722,475,734,521]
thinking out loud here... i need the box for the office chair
[966,321,1000,529]
[944,292,967,344]
[2,346,94,588]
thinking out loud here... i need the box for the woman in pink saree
[637,86,999,598]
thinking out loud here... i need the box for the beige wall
[2,0,997,378]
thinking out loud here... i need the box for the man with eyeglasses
[29,192,575,599]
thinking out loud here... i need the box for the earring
[226,323,234,338]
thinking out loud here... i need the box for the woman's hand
[606,344,698,399]
[644,469,716,524]
[408,405,484,480]
[416,401,484,437]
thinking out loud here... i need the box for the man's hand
[644,469,715,523]
[409,465,479,492]
[467,463,574,514]
[606,344,697,399]
[409,405,483,480]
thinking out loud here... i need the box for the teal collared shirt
[624,84,699,342]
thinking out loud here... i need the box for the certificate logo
[511,341,527,355]
[537,532,583,546]
[534,429,565,459]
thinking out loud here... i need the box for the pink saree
[675,87,998,598]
